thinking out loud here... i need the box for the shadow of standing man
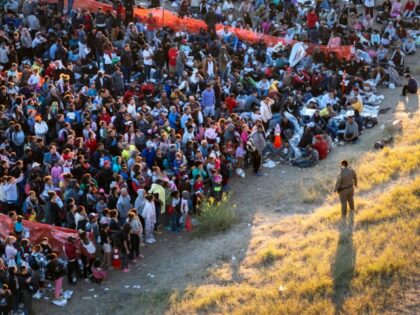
[332,212,356,314]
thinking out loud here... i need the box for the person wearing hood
[141,141,156,169]
[134,189,146,215]
[141,194,157,244]
[117,188,132,223]
[249,124,266,176]
[149,180,166,231]
[149,180,166,212]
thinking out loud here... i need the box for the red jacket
[168,48,178,67]
[64,243,78,261]
[146,16,158,31]
[306,12,318,28]
[226,96,237,113]
[313,138,329,160]
[85,138,98,155]
[292,71,311,85]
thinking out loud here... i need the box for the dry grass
[168,177,420,315]
[166,116,420,315]
[299,113,420,204]
[299,175,335,204]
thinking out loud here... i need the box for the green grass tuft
[192,200,236,237]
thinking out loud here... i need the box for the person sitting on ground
[91,259,107,283]
[291,145,319,168]
[342,116,359,143]
[313,135,329,160]
[402,73,418,96]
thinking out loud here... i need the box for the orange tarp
[72,0,354,60]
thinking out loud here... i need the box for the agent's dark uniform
[334,167,358,216]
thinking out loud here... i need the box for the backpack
[246,137,256,152]
[28,255,39,270]
[112,231,123,248]
[77,218,88,231]
[55,262,66,277]
[58,128,68,143]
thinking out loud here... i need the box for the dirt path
[33,58,420,315]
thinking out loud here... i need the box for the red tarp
[0,214,79,255]
[72,0,354,60]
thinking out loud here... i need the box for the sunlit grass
[167,118,420,314]
[299,114,420,204]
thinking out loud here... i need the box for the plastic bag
[236,168,245,178]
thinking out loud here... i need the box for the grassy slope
[167,114,420,314]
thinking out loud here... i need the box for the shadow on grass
[331,212,356,314]
[402,92,419,120]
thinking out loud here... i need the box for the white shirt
[35,121,49,136]
[127,103,137,115]
[222,1,234,12]
[207,61,214,77]
[257,80,270,90]
[181,198,189,214]
[143,49,153,66]
[320,93,337,109]
[260,101,273,123]
[32,36,46,48]
[364,0,375,7]
[0,183,6,202]
[28,74,40,86]
[0,47,9,63]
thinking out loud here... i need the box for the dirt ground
[31,58,420,315]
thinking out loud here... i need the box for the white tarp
[356,49,372,64]
[284,111,303,159]
[289,42,307,67]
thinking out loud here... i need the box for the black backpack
[77,218,88,231]
[28,255,39,271]
[112,231,123,249]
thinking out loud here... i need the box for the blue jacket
[201,89,215,108]
[141,148,156,169]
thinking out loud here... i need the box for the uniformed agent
[334,160,358,216]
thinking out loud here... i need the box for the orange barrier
[73,0,354,60]
[0,214,80,255]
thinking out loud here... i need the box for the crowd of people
[0,0,419,313]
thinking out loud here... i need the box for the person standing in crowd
[117,188,132,224]
[201,84,216,118]
[46,253,66,305]
[145,13,158,43]
[119,223,132,273]
[334,160,358,217]
[205,7,217,36]
[63,236,78,285]
[249,124,266,176]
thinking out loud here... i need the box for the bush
[258,247,287,268]
[192,200,236,237]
